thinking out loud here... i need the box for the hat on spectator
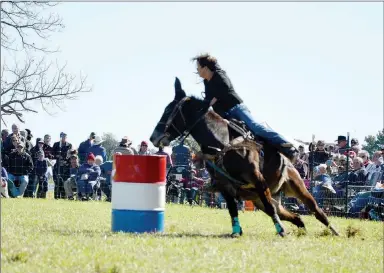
[93,135,103,145]
[336,135,347,142]
[317,140,325,146]
[25,129,32,137]
[90,132,96,138]
[141,141,148,146]
[351,138,359,145]
[87,153,95,161]
[36,138,44,144]
[60,132,67,138]
[120,137,132,146]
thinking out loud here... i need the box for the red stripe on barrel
[114,155,166,183]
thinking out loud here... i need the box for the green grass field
[1,199,383,273]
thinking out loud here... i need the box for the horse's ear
[174,77,186,100]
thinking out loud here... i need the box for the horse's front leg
[221,190,243,238]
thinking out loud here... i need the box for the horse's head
[150,77,191,147]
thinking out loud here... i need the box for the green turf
[1,199,383,273]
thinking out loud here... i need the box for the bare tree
[1,2,91,123]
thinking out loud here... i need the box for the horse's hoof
[278,231,286,237]
[329,225,340,236]
[231,233,240,238]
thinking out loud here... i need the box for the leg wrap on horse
[232,217,241,234]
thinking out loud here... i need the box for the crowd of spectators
[0,124,193,202]
[1,125,383,216]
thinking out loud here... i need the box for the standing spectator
[138,141,151,155]
[4,124,25,153]
[172,141,191,166]
[155,144,173,171]
[4,135,19,155]
[42,134,54,159]
[1,129,9,155]
[35,151,48,198]
[87,135,107,162]
[78,132,95,164]
[1,129,9,143]
[113,137,135,155]
[308,140,331,167]
[334,135,349,154]
[7,142,34,197]
[25,138,45,198]
[52,132,72,199]
[24,129,33,154]
[1,167,9,198]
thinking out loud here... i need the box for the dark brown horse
[150,77,339,237]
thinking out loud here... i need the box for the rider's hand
[223,119,230,125]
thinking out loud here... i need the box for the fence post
[344,132,350,218]
[309,134,315,193]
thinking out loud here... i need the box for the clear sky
[1,2,383,149]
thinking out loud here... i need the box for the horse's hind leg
[243,170,286,237]
[221,190,243,238]
[253,198,306,230]
[285,167,339,236]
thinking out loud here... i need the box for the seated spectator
[348,157,366,184]
[94,155,104,200]
[358,150,371,167]
[365,151,384,186]
[35,151,48,198]
[77,153,101,201]
[113,137,134,155]
[138,141,151,155]
[350,138,361,153]
[87,135,107,162]
[181,169,205,205]
[1,167,9,198]
[7,142,34,197]
[99,159,113,202]
[64,155,80,200]
[313,164,336,207]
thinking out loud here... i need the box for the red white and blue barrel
[111,155,166,233]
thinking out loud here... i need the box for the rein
[161,96,207,143]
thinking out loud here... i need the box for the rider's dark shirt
[204,70,243,115]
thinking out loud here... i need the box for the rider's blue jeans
[226,103,290,148]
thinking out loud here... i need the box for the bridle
[159,96,207,143]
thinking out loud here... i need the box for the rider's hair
[191,53,218,71]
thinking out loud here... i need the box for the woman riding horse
[192,53,299,162]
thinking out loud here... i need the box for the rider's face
[197,63,206,79]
